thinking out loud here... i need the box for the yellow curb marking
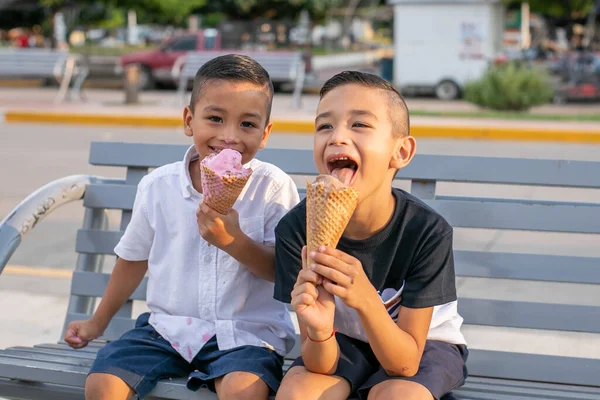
[3,265,72,280]
[4,110,600,142]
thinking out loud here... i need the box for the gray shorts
[290,333,468,400]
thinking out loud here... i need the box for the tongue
[331,168,354,186]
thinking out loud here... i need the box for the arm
[356,295,432,376]
[90,257,148,329]
[311,229,455,377]
[298,319,340,375]
[225,235,275,281]
[65,258,148,348]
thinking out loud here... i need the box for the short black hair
[320,71,410,137]
[189,54,274,124]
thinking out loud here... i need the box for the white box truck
[388,0,504,100]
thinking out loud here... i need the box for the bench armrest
[0,175,115,274]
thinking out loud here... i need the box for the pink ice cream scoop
[200,149,252,214]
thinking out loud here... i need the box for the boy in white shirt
[64,54,299,400]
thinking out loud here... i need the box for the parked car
[120,29,221,90]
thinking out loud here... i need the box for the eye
[241,121,257,128]
[317,123,333,131]
[352,122,370,128]
[208,116,223,123]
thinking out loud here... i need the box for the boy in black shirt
[273,71,468,400]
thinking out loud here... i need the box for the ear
[259,121,273,150]
[390,135,417,170]
[183,106,194,137]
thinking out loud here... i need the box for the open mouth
[327,155,359,186]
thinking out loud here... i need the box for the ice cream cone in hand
[305,174,359,269]
[200,149,252,214]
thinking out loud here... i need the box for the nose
[327,126,351,147]
[218,125,241,145]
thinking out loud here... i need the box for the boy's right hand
[291,247,336,340]
[64,318,105,349]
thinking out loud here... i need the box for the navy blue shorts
[290,333,468,400]
[89,313,283,399]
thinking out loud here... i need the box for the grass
[70,44,156,56]
[409,109,600,122]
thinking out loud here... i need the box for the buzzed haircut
[189,54,274,124]
[320,71,410,137]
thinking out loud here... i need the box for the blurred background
[0,0,599,106]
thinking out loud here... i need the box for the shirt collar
[180,145,200,199]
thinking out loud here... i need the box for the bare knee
[85,373,135,400]
[216,371,269,400]
[275,366,349,400]
[368,380,433,400]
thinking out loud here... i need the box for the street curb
[4,110,600,142]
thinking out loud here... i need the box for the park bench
[172,51,305,108]
[0,48,89,103]
[0,141,599,399]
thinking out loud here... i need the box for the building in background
[387,0,504,100]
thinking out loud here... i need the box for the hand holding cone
[305,175,359,269]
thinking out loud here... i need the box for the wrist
[306,326,336,342]
[355,288,381,315]
[223,230,249,256]
[89,313,109,333]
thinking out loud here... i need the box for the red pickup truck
[120,30,221,89]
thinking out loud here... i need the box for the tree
[502,0,594,18]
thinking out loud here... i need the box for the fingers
[309,250,354,277]
[317,246,357,265]
[310,263,353,288]
[322,279,347,298]
[294,269,323,288]
[291,282,319,311]
[65,327,88,349]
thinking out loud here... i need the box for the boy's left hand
[196,202,243,249]
[309,246,378,311]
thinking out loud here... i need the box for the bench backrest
[0,48,68,77]
[179,51,302,82]
[68,142,600,387]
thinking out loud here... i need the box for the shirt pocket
[239,216,264,243]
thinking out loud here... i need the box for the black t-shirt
[274,188,457,309]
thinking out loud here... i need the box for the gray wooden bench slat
[424,199,600,233]
[71,271,148,300]
[454,250,600,284]
[89,143,600,188]
[34,343,100,354]
[6,346,97,359]
[457,381,600,400]
[467,349,600,387]
[462,377,600,395]
[84,183,135,210]
[75,229,122,255]
[0,350,93,368]
[459,298,600,333]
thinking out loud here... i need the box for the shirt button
[204,255,212,263]
[202,307,210,316]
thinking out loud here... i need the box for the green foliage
[502,0,593,18]
[464,62,554,112]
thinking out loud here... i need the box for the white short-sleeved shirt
[114,145,300,362]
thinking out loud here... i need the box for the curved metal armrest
[0,175,118,274]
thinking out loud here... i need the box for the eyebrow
[204,105,227,114]
[204,106,261,120]
[315,109,378,122]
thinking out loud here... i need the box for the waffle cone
[201,164,251,214]
[305,175,359,269]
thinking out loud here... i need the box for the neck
[344,185,396,241]
[189,159,203,193]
